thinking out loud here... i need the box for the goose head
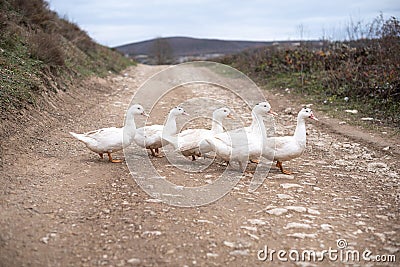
[213,107,234,121]
[252,101,277,117]
[169,106,189,117]
[128,104,148,117]
[299,107,318,121]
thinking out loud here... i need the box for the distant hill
[115,36,300,64]
[115,36,275,56]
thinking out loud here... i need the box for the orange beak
[268,110,278,116]
[309,113,318,121]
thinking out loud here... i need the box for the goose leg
[276,161,292,175]
[108,152,122,163]
[98,153,104,159]
[153,148,164,158]
[150,149,156,157]
[191,155,196,161]
[238,161,245,172]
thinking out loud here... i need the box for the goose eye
[137,107,140,110]
[264,105,267,107]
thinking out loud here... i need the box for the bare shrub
[217,14,400,125]
[11,0,54,26]
[150,37,173,64]
[58,18,95,52]
[28,31,65,66]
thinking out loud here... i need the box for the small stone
[334,159,348,166]
[229,250,249,256]
[353,229,363,235]
[367,162,388,172]
[223,240,251,249]
[127,258,141,264]
[307,208,320,215]
[280,183,303,189]
[223,241,236,248]
[266,208,288,216]
[345,109,358,114]
[285,206,307,213]
[40,236,49,244]
[241,226,257,231]
[321,224,333,231]
[277,194,293,199]
[269,174,294,180]
[383,246,399,254]
[284,222,312,229]
[375,215,389,221]
[145,199,163,203]
[374,233,386,243]
[142,231,162,236]
[248,219,267,225]
[287,233,317,239]
[196,218,213,224]
[247,233,259,240]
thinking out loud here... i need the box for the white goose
[163,107,233,160]
[204,102,276,171]
[262,107,318,174]
[70,104,147,163]
[179,107,234,160]
[134,106,189,157]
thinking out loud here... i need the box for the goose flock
[70,101,318,174]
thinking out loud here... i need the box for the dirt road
[1,64,399,266]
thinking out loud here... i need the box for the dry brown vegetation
[0,0,133,115]
[218,15,400,127]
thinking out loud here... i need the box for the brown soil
[1,64,399,266]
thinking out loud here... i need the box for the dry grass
[28,31,65,66]
[218,15,400,127]
[0,0,133,113]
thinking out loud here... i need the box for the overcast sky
[48,0,400,47]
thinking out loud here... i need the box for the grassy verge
[0,0,134,114]
[217,16,400,129]
[263,71,399,132]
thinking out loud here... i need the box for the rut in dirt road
[1,64,399,267]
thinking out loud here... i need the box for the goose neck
[250,112,265,135]
[163,113,178,136]
[211,116,224,134]
[293,116,306,141]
